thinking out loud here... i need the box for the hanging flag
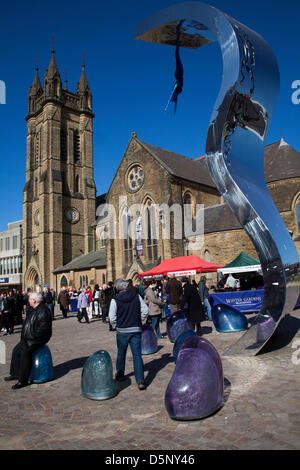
[165,20,184,113]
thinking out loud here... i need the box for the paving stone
[0,311,300,449]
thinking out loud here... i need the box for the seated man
[4,292,52,390]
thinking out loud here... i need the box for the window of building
[75,174,79,193]
[18,256,22,274]
[13,236,17,250]
[74,130,80,164]
[5,237,10,251]
[122,208,133,266]
[35,132,40,168]
[34,177,38,198]
[0,239,3,251]
[144,199,158,263]
[61,127,67,161]
[61,275,68,287]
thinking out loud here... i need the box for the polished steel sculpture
[135,2,300,355]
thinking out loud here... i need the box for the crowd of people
[1,271,264,391]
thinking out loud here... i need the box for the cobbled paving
[0,307,300,450]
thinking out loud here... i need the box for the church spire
[29,66,42,97]
[76,59,92,111]
[28,65,43,115]
[44,48,62,98]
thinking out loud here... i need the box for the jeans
[47,303,54,320]
[116,332,144,384]
[151,315,163,338]
[204,298,212,320]
[102,307,108,323]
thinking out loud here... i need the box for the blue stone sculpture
[30,344,54,384]
[165,335,224,420]
[173,330,197,364]
[81,350,116,401]
[212,304,248,333]
[141,324,158,355]
[135,2,300,355]
[257,314,276,343]
[166,310,193,343]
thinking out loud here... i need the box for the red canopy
[139,255,223,279]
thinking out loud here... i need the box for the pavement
[0,305,300,451]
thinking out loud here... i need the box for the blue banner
[209,289,264,313]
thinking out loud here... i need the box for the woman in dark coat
[57,287,70,318]
[180,277,205,335]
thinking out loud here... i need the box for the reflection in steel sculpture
[135,2,300,355]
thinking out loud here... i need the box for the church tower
[23,50,96,291]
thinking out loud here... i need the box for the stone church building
[22,52,300,292]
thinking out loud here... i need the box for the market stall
[139,255,223,279]
[217,251,261,275]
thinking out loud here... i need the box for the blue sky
[0,0,299,232]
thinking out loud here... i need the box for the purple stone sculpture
[165,336,224,420]
[141,324,158,355]
[166,310,193,343]
[257,314,276,343]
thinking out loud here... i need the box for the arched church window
[122,208,133,266]
[75,174,79,193]
[34,177,38,198]
[204,250,212,280]
[74,130,80,164]
[144,199,158,262]
[100,231,106,248]
[60,275,68,287]
[35,133,40,168]
[61,127,67,161]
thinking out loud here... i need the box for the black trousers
[191,322,202,335]
[0,312,14,333]
[77,308,89,323]
[9,340,40,383]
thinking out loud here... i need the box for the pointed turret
[76,64,92,111]
[28,66,43,115]
[44,49,62,98]
[29,67,43,97]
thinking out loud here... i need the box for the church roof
[203,204,242,234]
[264,139,300,182]
[53,249,106,273]
[141,141,215,188]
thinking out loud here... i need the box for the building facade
[96,135,300,284]
[22,51,97,291]
[0,221,23,291]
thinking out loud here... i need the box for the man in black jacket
[4,292,52,390]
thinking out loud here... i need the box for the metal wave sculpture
[135,2,300,355]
